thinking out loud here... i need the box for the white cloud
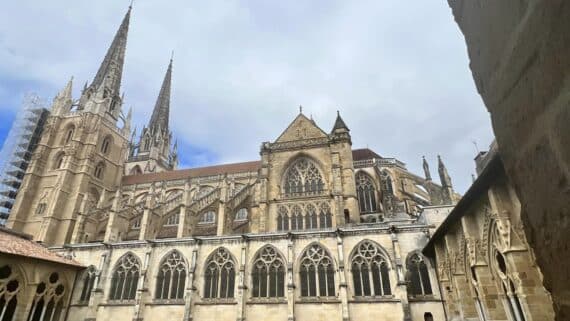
[0,0,494,193]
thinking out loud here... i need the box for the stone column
[237,236,249,321]
[184,242,199,321]
[335,232,350,321]
[86,250,110,320]
[287,235,295,321]
[133,249,151,321]
[104,189,122,242]
[139,184,155,240]
[390,227,411,321]
[178,181,190,238]
[70,195,89,243]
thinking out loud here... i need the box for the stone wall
[446,1,570,319]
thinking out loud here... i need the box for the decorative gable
[275,114,328,143]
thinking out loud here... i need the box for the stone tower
[6,7,132,245]
[125,58,177,175]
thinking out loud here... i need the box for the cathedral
[2,5,554,321]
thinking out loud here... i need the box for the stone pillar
[184,242,199,321]
[216,179,228,236]
[287,235,295,321]
[139,185,155,240]
[237,236,249,321]
[104,189,122,242]
[133,249,151,321]
[70,195,89,243]
[86,250,110,320]
[335,232,350,321]
[178,181,190,238]
[390,227,411,321]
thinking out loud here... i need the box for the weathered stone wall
[446,1,570,319]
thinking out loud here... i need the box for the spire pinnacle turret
[422,156,432,181]
[437,155,452,188]
[148,57,172,133]
[332,110,349,133]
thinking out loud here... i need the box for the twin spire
[148,57,173,133]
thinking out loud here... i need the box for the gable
[275,114,328,143]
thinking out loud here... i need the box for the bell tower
[6,7,132,245]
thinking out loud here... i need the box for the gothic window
[79,266,97,302]
[290,205,303,230]
[64,125,74,144]
[277,205,289,231]
[283,158,325,197]
[381,171,394,195]
[155,251,186,300]
[0,265,20,321]
[94,162,105,179]
[351,241,391,297]
[235,208,248,221]
[299,244,335,297]
[131,217,141,230]
[318,202,332,229]
[305,204,318,229]
[109,253,140,301]
[203,248,235,299]
[407,253,433,296]
[27,272,65,321]
[35,203,47,216]
[101,136,112,155]
[199,211,216,224]
[252,246,285,298]
[54,153,64,170]
[356,172,378,213]
[164,214,179,226]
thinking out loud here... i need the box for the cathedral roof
[122,149,384,185]
[0,227,84,268]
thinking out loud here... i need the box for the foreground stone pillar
[446,1,569,319]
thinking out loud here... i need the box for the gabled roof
[274,113,328,143]
[352,148,382,161]
[0,227,84,268]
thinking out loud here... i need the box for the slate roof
[0,227,84,268]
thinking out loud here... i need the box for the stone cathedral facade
[2,7,466,321]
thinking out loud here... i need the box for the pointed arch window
[351,241,391,297]
[27,272,66,321]
[109,253,140,301]
[64,125,75,144]
[252,246,285,298]
[156,251,186,300]
[235,208,248,221]
[94,162,105,180]
[53,153,65,170]
[318,202,332,229]
[290,205,303,231]
[283,158,325,197]
[407,253,432,296]
[277,205,289,231]
[204,248,235,299]
[79,266,97,302]
[299,244,335,297]
[356,172,378,213]
[101,136,112,155]
[305,204,318,229]
[0,265,20,321]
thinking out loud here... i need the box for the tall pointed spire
[422,156,432,181]
[86,5,131,99]
[438,155,452,188]
[148,57,173,132]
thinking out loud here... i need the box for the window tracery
[204,248,235,299]
[276,202,332,231]
[109,253,140,301]
[27,272,66,321]
[407,253,432,296]
[199,211,216,224]
[235,208,248,221]
[252,246,285,298]
[0,265,19,321]
[356,172,378,213]
[351,241,391,297]
[155,251,186,300]
[79,266,97,302]
[283,158,325,197]
[299,244,335,297]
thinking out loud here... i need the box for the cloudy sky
[0,1,494,193]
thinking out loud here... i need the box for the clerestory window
[356,172,378,213]
[283,158,325,197]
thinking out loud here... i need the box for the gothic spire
[148,57,172,133]
[437,155,452,188]
[87,5,131,98]
[332,110,349,132]
[422,156,432,181]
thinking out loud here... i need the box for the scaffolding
[0,93,49,225]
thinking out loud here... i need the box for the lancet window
[27,272,66,321]
[351,241,391,297]
[276,202,332,231]
[283,158,325,197]
[54,153,64,170]
[79,266,97,302]
[407,253,432,296]
[101,136,112,155]
[356,172,378,213]
[204,248,235,299]
[94,162,105,179]
[0,265,19,321]
[299,244,335,297]
[251,246,285,298]
[64,126,74,144]
[155,251,186,300]
[109,253,140,301]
